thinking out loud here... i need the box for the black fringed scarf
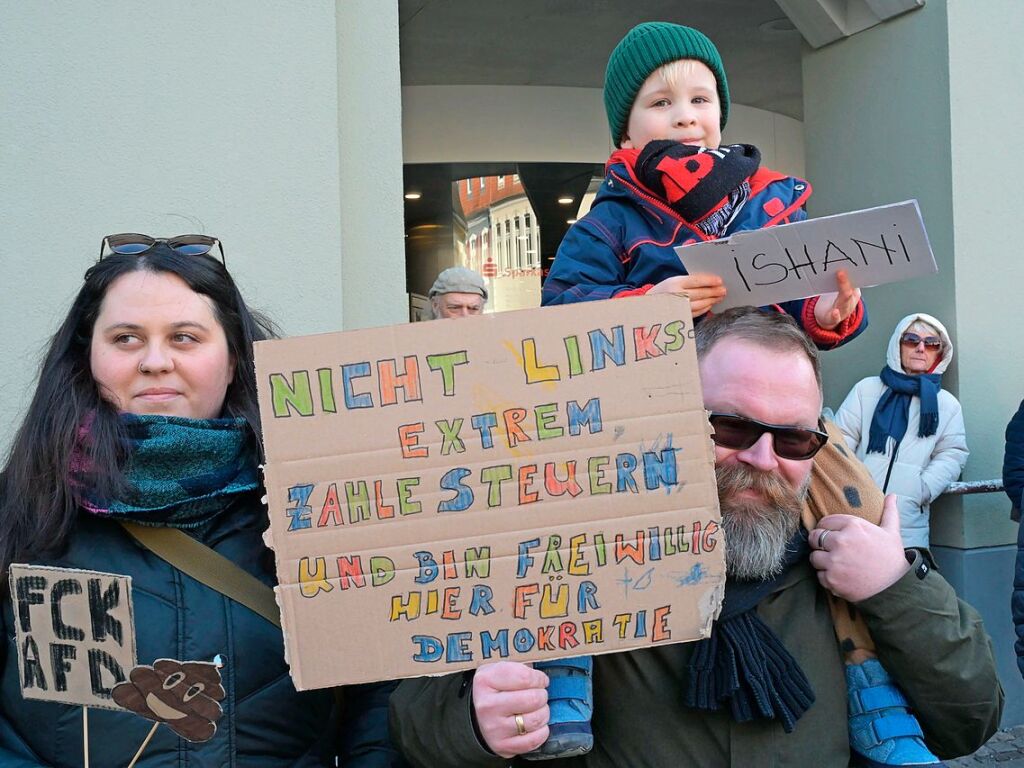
[683,529,815,733]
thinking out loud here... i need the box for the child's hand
[813,269,861,329]
[648,273,726,316]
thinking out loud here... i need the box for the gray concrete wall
[803,0,957,418]
[805,0,1024,725]
[338,0,407,331]
[943,0,1024,548]
[0,1,408,453]
[804,0,1023,541]
[934,545,1023,726]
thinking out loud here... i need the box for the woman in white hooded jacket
[834,313,968,549]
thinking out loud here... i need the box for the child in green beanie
[542,21,865,346]
[531,22,943,768]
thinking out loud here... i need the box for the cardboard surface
[9,564,136,709]
[255,295,725,688]
[676,200,937,310]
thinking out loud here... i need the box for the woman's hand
[472,662,550,757]
[813,269,861,329]
[648,273,726,316]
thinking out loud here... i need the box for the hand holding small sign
[648,272,726,316]
[113,659,226,766]
[812,269,862,330]
[9,564,224,766]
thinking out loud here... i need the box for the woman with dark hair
[0,235,392,766]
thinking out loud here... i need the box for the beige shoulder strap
[119,520,281,628]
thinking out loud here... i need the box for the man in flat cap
[429,266,488,319]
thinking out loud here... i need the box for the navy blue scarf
[683,530,815,733]
[867,367,942,454]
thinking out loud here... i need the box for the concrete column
[802,0,1024,724]
[0,1,347,450]
[336,0,407,329]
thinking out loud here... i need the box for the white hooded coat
[834,313,968,548]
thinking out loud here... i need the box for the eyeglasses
[899,332,941,350]
[100,233,225,265]
[709,412,829,461]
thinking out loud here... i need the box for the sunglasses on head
[100,233,225,265]
[709,412,829,461]
[899,332,941,350]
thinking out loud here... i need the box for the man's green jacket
[390,552,1002,768]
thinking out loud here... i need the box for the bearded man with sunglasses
[390,307,1000,768]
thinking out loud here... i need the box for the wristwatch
[904,548,931,580]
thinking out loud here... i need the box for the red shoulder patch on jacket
[762,197,785,217]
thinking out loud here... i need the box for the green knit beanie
[604,22,730,147]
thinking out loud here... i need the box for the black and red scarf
[613,141,762,237]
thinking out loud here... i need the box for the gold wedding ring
[515,713,527,736]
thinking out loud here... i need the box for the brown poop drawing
[111,659,225,742]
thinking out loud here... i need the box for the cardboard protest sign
[255,295,725,688]
[676,200,936,310]
[9,565,136,709]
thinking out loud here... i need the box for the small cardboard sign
[676,200,937,310]
[255,295,725,688]
[9,565,136,709]
[113,659,225,742]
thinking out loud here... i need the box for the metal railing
[943,479,1004,496]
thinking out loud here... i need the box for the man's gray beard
[717,465,810,581]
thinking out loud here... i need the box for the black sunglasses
[709,412,829,461]
[100,233,225,266]
[899,332,941,350]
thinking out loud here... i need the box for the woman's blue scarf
[866,366,942,454]
[77,414,260,527]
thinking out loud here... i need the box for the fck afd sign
[9,565,137,709]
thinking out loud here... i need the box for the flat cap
[429,266,488,300]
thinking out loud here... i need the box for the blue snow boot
[847,659,945,767]
[524,656,594,760]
